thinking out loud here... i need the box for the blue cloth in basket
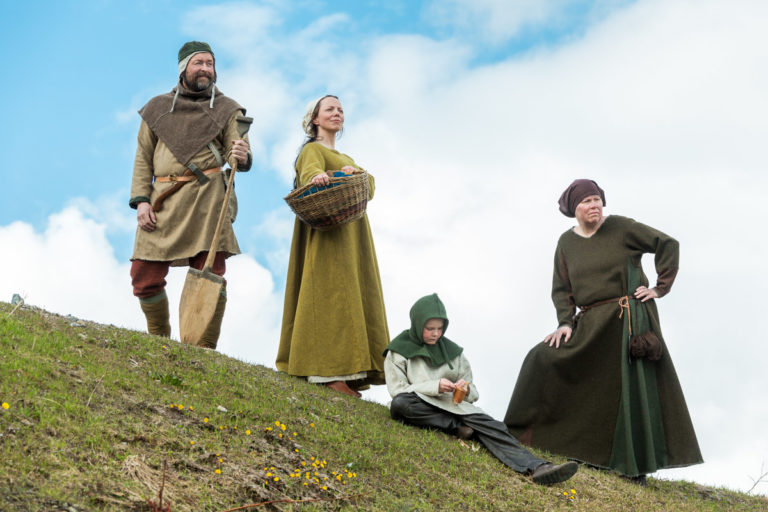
[298,171,348,198]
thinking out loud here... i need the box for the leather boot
[139,291,171,337]
[197,290,226,350]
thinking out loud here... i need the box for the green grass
[1,301,766,511]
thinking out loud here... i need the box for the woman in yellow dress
[276,95,389,398]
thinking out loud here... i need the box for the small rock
[11,294,24,305]
[216,405,228,413]
[70,322,84,327]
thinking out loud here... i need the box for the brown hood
[139,81,244,166]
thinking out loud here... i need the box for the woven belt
[152,167,222,212]
[154,167,222,183]
[574,295,630,327]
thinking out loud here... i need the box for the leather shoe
[456,425,474,440]
[531,461,578,485]
[325,381,362,398]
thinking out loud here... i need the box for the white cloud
[424,0,624,45]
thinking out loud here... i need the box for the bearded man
[128,41,251,349]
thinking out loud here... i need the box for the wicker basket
[284,171,369,231]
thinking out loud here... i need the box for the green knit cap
[178,41,214,63]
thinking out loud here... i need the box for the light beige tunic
[384,351,483,416]
[130,112,249,264]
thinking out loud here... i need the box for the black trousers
[390,392,545,474]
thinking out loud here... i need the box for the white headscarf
[301,96,326,136]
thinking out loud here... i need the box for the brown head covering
[558,179,606,217]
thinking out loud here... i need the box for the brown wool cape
[130,83,249,264]
[503,215,702,476]
[276,143,389,384]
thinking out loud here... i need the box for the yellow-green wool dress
[277,142,389,385]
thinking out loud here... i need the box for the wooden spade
[179,115,253,345]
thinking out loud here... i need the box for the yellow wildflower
[275,420,281,426]
[293,432,298,437]
[280,424,286,431]
[266,472,272,477]
[309,422,315,428]
[246,429,251,435]
[218,458,223,463]
[1,402,9,410]
[189,440,195,445]
[303,482,308,486]
[203,417,209,423]
[336,475,342,481]
[301,461,306,467]
[322,485,327,490]
[274,477,279,482]
[178,404,184,410]
[215,469,221,474]
[189,406,194,411]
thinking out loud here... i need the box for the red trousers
[131,252,227,299]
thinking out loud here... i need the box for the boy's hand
[438,378,455,393]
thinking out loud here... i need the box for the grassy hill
[1,302,766,512]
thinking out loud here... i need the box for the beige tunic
[384,352,483,416]
[130,112,249,263]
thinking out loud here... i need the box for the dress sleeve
[129,120,157,209]
[624,219,680,297]
[551,242,576,326]
[348,161,376,200]
[295,144,327,187]
[367,172,375,200]
[384,352,440,398]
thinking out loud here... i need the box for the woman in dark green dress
[503,179,702,483]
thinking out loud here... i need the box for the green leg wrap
[139,291,171,337]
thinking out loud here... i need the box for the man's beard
[185,72,213,92]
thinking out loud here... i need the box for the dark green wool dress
[504,215,702,476]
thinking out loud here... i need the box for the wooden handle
[202,115,253,271]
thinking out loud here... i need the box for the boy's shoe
[456,425,474,440]
[531,461,579,485]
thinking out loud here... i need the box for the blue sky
[0,0,628,261]
[2,0,767,496]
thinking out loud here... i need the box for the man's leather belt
[154,167,222,183]
[152,167,222,212]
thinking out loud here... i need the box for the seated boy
[383,293,578,485]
